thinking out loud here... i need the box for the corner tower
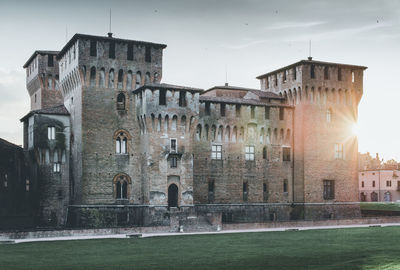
[257,58,367,219]
[23,51,62,110]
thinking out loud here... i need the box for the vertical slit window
[127,43,133,60]
[109,41,115,59]
[90,40,97,57]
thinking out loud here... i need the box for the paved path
[5,222,400,244]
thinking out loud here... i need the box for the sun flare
[351,123,361,137]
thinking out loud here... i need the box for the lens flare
[351,123,360,137]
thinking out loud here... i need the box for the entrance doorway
[168,184,178,208]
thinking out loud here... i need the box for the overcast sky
[0,0,399,160]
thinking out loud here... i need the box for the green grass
[2,227,400,270]
[360,202,400,211]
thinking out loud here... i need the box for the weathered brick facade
[19,34,366,228]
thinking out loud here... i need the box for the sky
[0,0,399,160]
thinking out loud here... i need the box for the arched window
[99,68,105,87]
[145,72,150,84]
[280,129,284,144]
[327,109,332,123]
[90,67,96,87]
[118,69,123,89]
[151,114,155,130]
[172,115,177,131]
[157,114,162,132]
[114,130,130,154]
[232,126,237,142]
[240,127,244,142]
[48,74,53,89]
[126,71,133,90]
[217,125,223,142]
[154,72,159,83]
[204,124,209,141]
[211,125,216,141]
[117,93,126,110]
[113,174,131,200]
[225,126,230,142]
[260,128,264,144]
[108,69,115,88]
[55,75,59,90]
[81,65,86,85]
[196,124,202,141]
[164,115,169,132]
[136,71,141,89]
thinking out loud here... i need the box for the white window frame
[334,143,344,160]
[48,126,55,140]
[245,146,255,161]
[211,144,222,160]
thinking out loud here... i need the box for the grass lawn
[360,202,400,211]
[1,227,400,270]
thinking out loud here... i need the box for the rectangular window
[283,179,288,193]
[293,67,297,80]
[324,66,329,80]
[170,157,177,168]
[208,180,215,192]
[90,40,97,57]
[179,91,187,107]
[220,104,226,117]
[335,143,344,159]
[243,182,248,201]
[283,147,291,161]
[275,74,278,86]
[338,68,342,81]
[251,106,255,119]
[127,43,134,60]
[372,181,376,187]
[211,145,222,160]
[145,46,151,62]
[361,181,364,188]
[279,107,284,120]
[48,126,55,140]
[109,41,115,59]
[245,146,255,161]
[170,139,177,153]
[48,55,54,67]
[283,70,287,82]
[205,102,210,115]
[265,107,270,119]
[266,77,269,89]
[53,163,61,173]
[311,64,315,79]
[159,89,166,105]
[387,180,392,187]
[351,71,355,83]
[323,180,335,200]
[263,183,267,192]
[25,179,30,192]
[236,104,241,117]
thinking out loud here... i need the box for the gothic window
[251,106,255,119]
[114,174,131,200]
[211,145,222,160]
[196,124,202,141]
[145,72,150,84]
[232,126,237,142]
[90,67,96,87]
[211,125,216,141]
[126,71,132,90]
[225,126,230,142]
[181,115,187,133]
[115,131,130,154]
[136,71,142,89]
[154,72,159,83]
[109,69,115,88]
[99,68,105,87]
[118,69,123,89]
[217,125,223,141]
[323,180,334,200]
[48,75,53,89]
[245,146,255,161]
[117,93,126,110]
[172,115,177,131]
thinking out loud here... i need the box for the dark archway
[168,184,178,208]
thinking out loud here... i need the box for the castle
[19,33,366,228]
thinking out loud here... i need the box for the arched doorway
[168,184,178,208]
[371,192,378,202]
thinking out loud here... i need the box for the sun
[351,123,361,137]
